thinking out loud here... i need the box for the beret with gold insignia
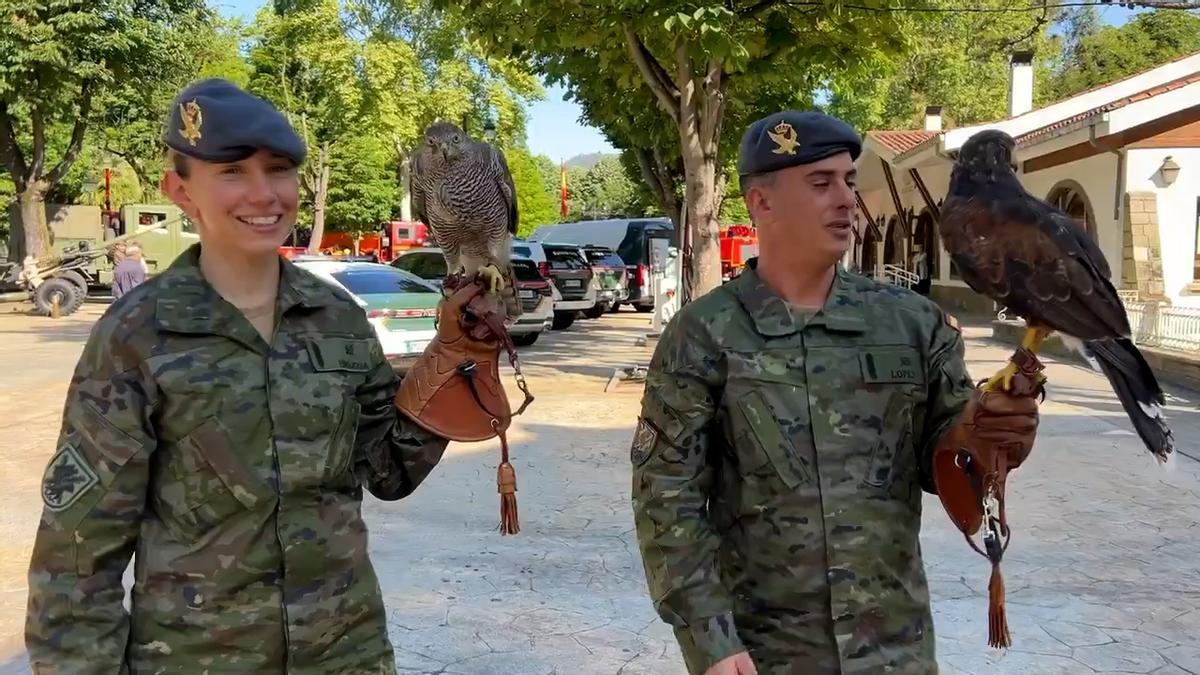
[163,78,306,166]
[737,110,862,179]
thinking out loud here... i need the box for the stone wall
[992,320,1200,393]
[1122,192,1167,300]
[931,283,996,319]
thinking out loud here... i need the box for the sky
[215,0,1146,161]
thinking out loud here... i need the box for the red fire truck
[720,224,758,281]
[278,221,432,262]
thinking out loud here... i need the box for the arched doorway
[1047,181,1097,241]
[883,216,905,267]
[862,221,878,276]
[912,209,938,294]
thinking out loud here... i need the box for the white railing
[1124,300,1200,354]
[879,264,919,289]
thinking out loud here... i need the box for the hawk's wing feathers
[487,144,519,235]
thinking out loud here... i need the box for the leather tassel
[497,460,519,535]
[987,562,1011,648]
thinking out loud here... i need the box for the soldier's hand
[704,651,757,675]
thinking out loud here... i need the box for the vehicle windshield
[329,267,437,294]
[583,249,622,266]
[545,247,587,270]
[512,259,543,282]
[513,245,533,258]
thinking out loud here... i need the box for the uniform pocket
[737,390,812,488]
[153,417,269,541]
[323,398,362,487]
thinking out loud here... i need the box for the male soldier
[629,110,1043,674]
[25,79,505,673]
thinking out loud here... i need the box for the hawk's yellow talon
[478,264,506,294]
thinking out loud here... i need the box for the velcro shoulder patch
[42,441,100,512]
[944,312,961,333]
[630,418,659,467]
[306,337,375,373]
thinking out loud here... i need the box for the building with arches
[850,50,1200,318]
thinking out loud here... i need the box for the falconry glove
[933,347,1043,649]
[395,278,533,534]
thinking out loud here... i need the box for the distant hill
[564,152,613,169]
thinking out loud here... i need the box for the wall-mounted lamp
[1160,155,1180,187]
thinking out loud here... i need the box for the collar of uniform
[154,242,334,336]
[804,265,867,333]
[730,261,803,337]
[278,255,338,311]
[732,259,866,336]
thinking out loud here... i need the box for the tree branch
[674,39,698,141]
[738,0,785,19]
[45,81,95,187]
[0,101,28,190]
[623,25,680,123]
[698,58,726,157]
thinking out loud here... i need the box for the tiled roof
[868,130,938,155]
[1016,71,1200,145]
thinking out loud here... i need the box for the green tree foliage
[503,147,559,236]
[825,0,1062,131]
[434,0,912,296]
[0,0,203,259]
[97,10,253,200]
[326,132,401,235]
[568,155,638,220]
[1050,10,1200,100]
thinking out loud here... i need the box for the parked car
[389,247,448,287]
[510,257,554,346]
[529,218,675,312]
[294,258,439,373]
[511,238,549,279]
[390,246,554,345]
[579,245,628,318]
[540,243,596,330]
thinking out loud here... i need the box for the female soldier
[25,78,504,673]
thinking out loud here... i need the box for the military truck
[3,203,197,315]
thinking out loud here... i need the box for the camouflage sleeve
[26,324,157,672]
[916,312,975,493]
[630,313,745,673]
[353,344,449,501]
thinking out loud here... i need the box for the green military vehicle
[3,203,198,316]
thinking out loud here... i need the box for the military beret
[737,110,862,178]
[163,78,306,166]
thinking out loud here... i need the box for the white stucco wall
[1126,148,1200,308]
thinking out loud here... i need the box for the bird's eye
[453,135,460,143]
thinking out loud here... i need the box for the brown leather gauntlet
[395,281,511,442]
[932,347,1043,649]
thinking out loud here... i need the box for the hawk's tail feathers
[1085,337,1175,462]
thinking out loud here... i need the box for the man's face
[744,152,858,267]
[162,149,299,257]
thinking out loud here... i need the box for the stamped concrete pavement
[0,305,1197,674]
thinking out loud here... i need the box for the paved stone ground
[0,303,1198,674]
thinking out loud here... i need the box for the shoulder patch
[944,312,961,333]
[42,441,100,512]
[630,418,659,466]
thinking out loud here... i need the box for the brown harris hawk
[940,129,1174,463]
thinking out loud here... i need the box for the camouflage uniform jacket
[26,243,449,674]
[631,260,973,675]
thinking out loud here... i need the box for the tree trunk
[307,142,331,254]
[623,28,726,301]
[398,152,412,221]
[678,138,721,300]
[19,181,51,261]
[633,146,681,229]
